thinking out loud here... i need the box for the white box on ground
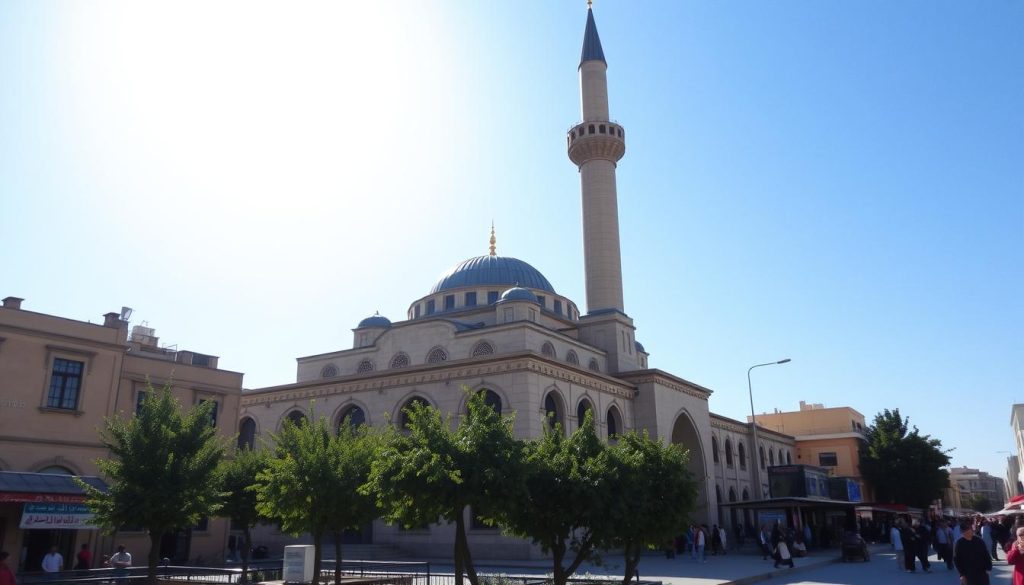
[283,544,315,584]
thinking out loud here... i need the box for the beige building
[0,297,242,572]
[749,401,870,501]
[950,466,1007,512]
[1012,404,1024,497]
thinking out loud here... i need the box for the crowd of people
[0,543,131,584]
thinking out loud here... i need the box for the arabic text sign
[20,503,98,530]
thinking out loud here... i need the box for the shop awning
[0,471,106,503]
[719,496,859,510]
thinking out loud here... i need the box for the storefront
[0,471,106,573]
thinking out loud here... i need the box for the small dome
[499,287,539,303]
[430,256,555,295]
[635,341,646,353]
[357,314,392,328]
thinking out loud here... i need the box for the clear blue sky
[2,1,1021,486]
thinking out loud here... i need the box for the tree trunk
[241,527,253,584]
[454,513,478,585]
[313,531,323,585]
[620,541,639,585]
[333,531,343,585]
[147,531,162,585]
[551,541,566,585]
[453,515,465,585]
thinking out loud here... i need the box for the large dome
[430,255,555,295]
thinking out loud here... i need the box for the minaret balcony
[567,121,626,166]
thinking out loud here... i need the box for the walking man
[954,521,993,585]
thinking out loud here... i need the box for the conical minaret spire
[568,4,626,314]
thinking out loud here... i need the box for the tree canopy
[81,384,225,585]
[216,447,270,582]
[364,390,524,585]
[859,408,950,508]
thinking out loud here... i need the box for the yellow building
[749,401,871,501]
[0,297,243,572]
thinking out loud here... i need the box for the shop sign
[19,503,98,530]
[0,492,86,503]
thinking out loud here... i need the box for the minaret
[568,4,638,373]
[567,4,626,314]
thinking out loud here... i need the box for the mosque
[239,5,795,558]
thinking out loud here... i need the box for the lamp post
[748,358,791,499]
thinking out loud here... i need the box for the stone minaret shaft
[568,7,626,315]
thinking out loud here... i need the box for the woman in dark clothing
[955,522,994,585]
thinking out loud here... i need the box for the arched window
[759,446,766,469]
[738,442,747,470]
[712,436,720,464]
[426,347,448,364]
[286,410,307,427]
[473,389,502,415]
[356,360,374,374]
[607,406,621,440]
[587,358,600,372]
[337,405,366,433]
[742,488,750,501]
[320,364,338,378]
[544,392,564,431]
[238,417,256,450]
[778,449,785,466]
[566,350,579,365]
[724,438,734,467]
[400,397,429,430]
[716,485,722,505]
[576,398,593,429]
[729,487,737,502]
[769,449,776,466]
[542,342,556,358]
[389,352,410,369]
[37,466,74,475]
[786,451,792,465]
[471,342,494,357]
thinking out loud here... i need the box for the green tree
[860,409,950,508]
[322,418,384,585]
[966,494,994,513]
[255,411,337,585]
[216,447,270,583]
[81,385,226,585]
[605,431,698,585]
[503,411,612,585]
[364,390,524,585]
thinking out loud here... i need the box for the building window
[778,449,785,466]
[729,487,737,503]
[566,351,579,365]
[742,488,749,501]
[544,392,563,431]
[528,309,537,322]
[286,410,306,427]
[542,342,556,358]
[465,292,477,307]
[414,305,421,318]
[818,452,838,467]
[426,347,448,364]
[537,295,546,308]
[769,449,776,466]
[759,446,766,469]
[426,300,435,315]
[238,417,256,450]
[199,399,219,427]
[576,399,593,429]
[444,295,455,310]
[503,307,515,322]
[389,352,410,369]
[135,390,148,415]
[738,442,747,470]
[553,299,562,315]
[725,439,734,467]
[321,364,339,378]
[47,358,84,410]
[588,358,600,372]
[401,397,429,430]
[337,406,366,432]
[473,389,502,416]
[607,406,621,440]
[786,451,792,464]
[712,436,719,464]
[471,341,494,357]
[487,291,499,304]
[356,360,374,374]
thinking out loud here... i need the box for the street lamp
[748,358,791,499]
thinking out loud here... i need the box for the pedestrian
[935,519,955,570]
[74,543,92,570]
[981,518,997,561]
[759,525,771,560]
[1007,526,1024,585]
[719,525,728,554]
[772,531,794,569]
[913,519,932,572]
[955,521,993,585]
[696,524,707,562]
[891,520,905,571]
[900,519,919,572]
[0,551,16,585]
[41,546,63,577]
[710,523,722,555]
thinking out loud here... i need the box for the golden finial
[489,222,497,256]
[587,0,593,8]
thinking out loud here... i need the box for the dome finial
[489,221,497,256]
[587,0,593,8]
